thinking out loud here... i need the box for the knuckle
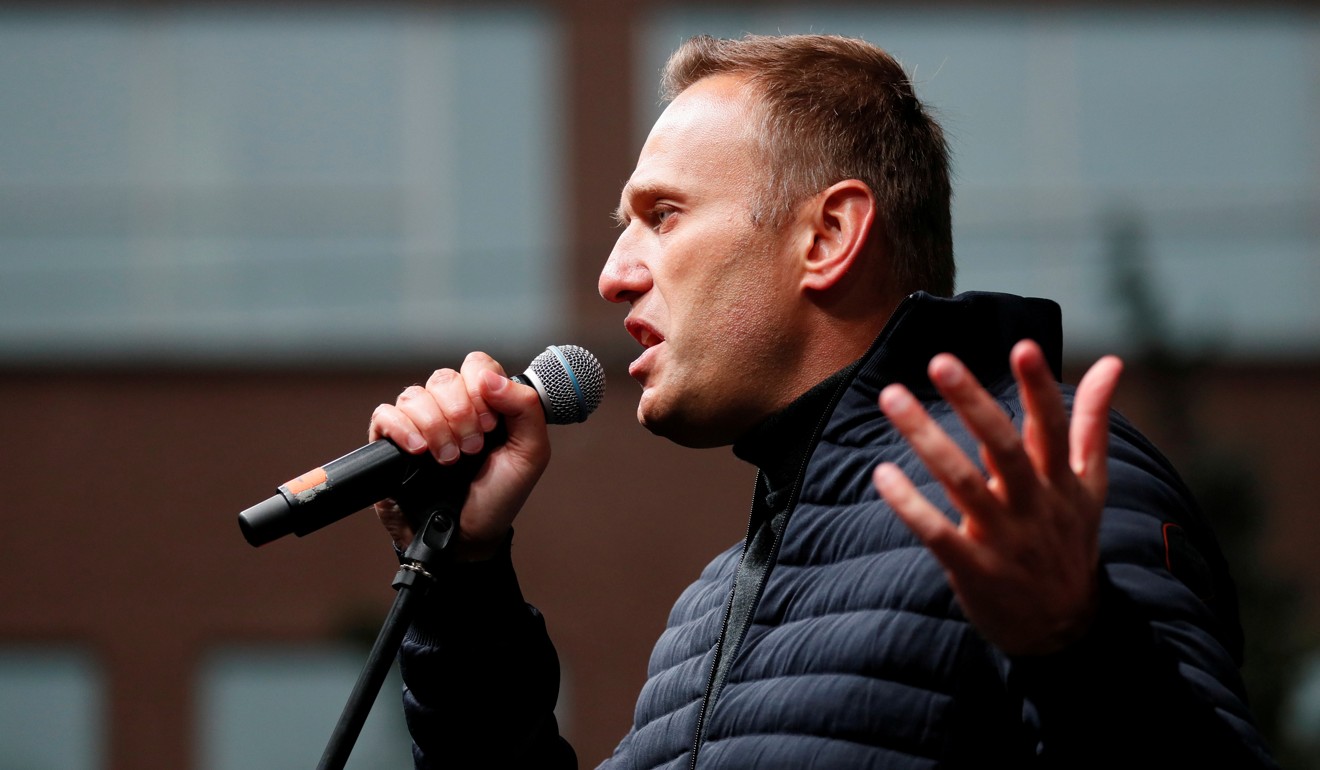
[464,351,494,367]
[463,350,507,379]
[444,399,479,426]
[397,384,427,403]
[426,368,459,388]
[423,374,478,425]
[368,404,396,438]
[410,409,447,439]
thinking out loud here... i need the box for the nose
[598,229,651,305]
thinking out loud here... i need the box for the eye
[650,205,677,231]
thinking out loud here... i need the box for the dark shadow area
[1105,209,1316,767]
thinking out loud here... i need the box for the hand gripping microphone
[238,344,605,547]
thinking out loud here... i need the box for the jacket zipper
[688,483,759,770]
[686,365,859,769]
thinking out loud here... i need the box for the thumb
[480,369,547,436]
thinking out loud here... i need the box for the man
[369,34,1275,767]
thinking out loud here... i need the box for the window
[0,648,104,770]
[0,8,565,363]
[198,646,412,769]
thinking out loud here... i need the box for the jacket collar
[730,291,1062,477]
[857,291,1063,400]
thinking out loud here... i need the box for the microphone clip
[392,505,460,593]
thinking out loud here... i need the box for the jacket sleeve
[1006,416,1277,767]
[398,536,578,770]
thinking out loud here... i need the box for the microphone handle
[239,376,526,547]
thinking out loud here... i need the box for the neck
[784,296,896,398]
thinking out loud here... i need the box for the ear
[799,179,877,293]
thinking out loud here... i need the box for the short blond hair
[662,34,954,298]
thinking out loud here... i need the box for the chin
[636,397,744,449]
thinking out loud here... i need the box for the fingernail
[880,385,912,413]
[479,412,497,432]
[406,433,427,452]
[482,370,508,392]
[438,443,459,464]
[460,434,484,454]
[932,360,963,387]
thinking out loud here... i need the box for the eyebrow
[612,180,668,227]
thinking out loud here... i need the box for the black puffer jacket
[401,292,1275,769]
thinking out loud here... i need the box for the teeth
[629,322,661,348]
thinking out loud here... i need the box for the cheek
[697,285,785,369]
[715,253,792,331]
[667,225,789,353]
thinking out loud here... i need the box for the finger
[397,383,461,464]
[927,355,1040,508]
[873,462,981,575]
[879,384,1002,519]
[425,368,485,459]
[460,352,507,433]
[1070,355,1124,502]
[479,369,548,453]
[1010,340,1072,489]
[374,499,415,549]
[368,403,429,454]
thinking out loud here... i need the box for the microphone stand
[316,504,459,770]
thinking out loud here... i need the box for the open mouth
[624,317,665,380]
[626,317,664,349]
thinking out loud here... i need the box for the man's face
[599,74,805,448]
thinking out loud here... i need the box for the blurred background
[0,2,1317,768]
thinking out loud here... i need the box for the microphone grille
[526,344,605,424]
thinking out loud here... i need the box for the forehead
[621,74,762,202]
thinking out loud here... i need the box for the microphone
[238,344,605,547]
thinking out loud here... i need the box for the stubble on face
[617,76,807,448]
[635,224,797,447]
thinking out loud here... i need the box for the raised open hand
[872,339,1123,655]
